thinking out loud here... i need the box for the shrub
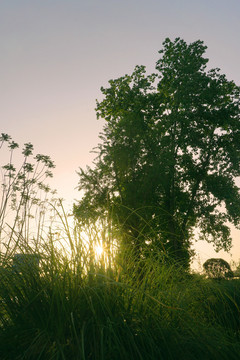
[203,258,234,279]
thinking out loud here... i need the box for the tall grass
[0,213,240,359]
[1,135,240,359]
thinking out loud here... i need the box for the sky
[1,0,240,268]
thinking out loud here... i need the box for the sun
[95,244,103,257]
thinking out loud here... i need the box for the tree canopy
[203,258,234,279]
[74,38,240,268]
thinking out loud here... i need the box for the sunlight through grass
[95,243,103,257]
[1,134,240,359]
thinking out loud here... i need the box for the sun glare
[95,244,103,257]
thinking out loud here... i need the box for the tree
[203,258,234,279]
[74,38,240,268]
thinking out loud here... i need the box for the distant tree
[203,258,234,279]
[74,38,240,268]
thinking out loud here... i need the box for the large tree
[74,38,240,268]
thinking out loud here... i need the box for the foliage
[0,133,56,257]
[203,258,234,279]
[0,159,240,358]
[74,37,240,268]
[1,234,240,359]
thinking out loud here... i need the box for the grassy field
[0,197,239,360]
[0,232,240,360]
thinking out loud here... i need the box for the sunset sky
[1,0,240,267]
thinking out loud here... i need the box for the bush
[203,258,234,279]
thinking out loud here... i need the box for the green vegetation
[203,258,234,280]
[74,37,240,269]
[1,37,240,359]
[0,133,56,256]
[0,141,240,360]
[1,224,240,359]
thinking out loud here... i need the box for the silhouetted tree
[74,38,240,268]
[203,258,234,279]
